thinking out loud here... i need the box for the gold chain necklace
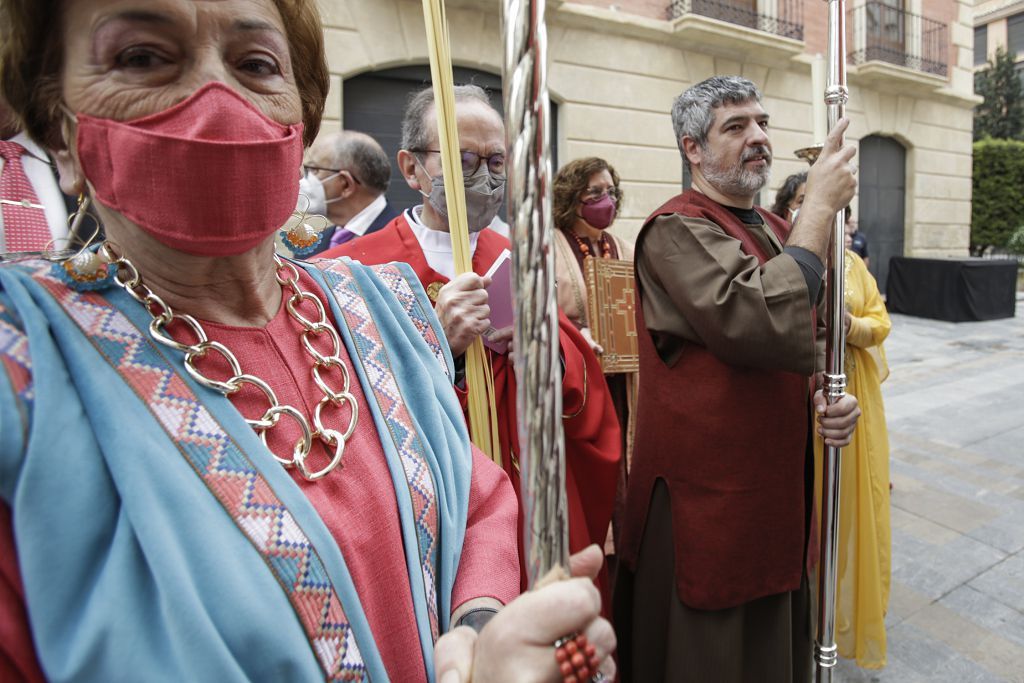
[98,242,358,480]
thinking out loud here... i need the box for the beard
[700,144,772,197]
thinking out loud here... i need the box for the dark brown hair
[770,171,807,219]
[552,157,623,231]
[0,0,329,149]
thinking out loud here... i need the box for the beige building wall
[976,0,1024,61]
[316,0,978,257]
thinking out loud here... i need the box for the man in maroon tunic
[322,85,621,601]
[613,76,862,681]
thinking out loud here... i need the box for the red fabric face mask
[75,81,304,256]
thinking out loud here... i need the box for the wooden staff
[814,0,849,679]
[501,0,569,582]
[421,0,502,464]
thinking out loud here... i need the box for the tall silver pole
[814,0,849,679]
[500,0,568,584]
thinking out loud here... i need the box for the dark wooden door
[858,134,906,291]
[343,66,557,214]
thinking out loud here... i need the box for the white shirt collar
[342,194,387,237]
[10,132,49,163]
[404,206,480,281]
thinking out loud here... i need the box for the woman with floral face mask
[552,157,636,565]
[0,2,615,682]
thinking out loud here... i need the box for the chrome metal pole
[501,0,569,584]
[814,0,849,679]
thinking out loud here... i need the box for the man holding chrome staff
[614,76,862,682]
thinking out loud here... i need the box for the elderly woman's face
[60,0,301,129]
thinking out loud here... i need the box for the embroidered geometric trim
[0,300,34,418]
[25,262,368,682]
[367,263,451,381]
[315,259,442,642]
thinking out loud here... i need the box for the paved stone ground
[834,299,1024,682]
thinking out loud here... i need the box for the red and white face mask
[73,81,303,256]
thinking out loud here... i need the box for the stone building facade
[316,0,978,286]
[974,0,1024,82]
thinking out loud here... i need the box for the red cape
[324,214,621,594]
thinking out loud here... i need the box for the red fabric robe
[621,190,817,610]
[324,215,621,596]
[0,504,45,683]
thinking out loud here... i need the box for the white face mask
[788,207,800,222]
[298,170,341,217]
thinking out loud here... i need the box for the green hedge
[972,138,1024,250]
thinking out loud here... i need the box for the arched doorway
[343,65,558,214]
[858,135,906,290]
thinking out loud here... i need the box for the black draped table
[886,256,1018,322]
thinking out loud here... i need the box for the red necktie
[0,140,52,252]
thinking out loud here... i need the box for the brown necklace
[569,230,612,259]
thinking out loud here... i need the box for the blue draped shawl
[0,256,471,682]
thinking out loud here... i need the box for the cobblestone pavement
[834,302,1024,682]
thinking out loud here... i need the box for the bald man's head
[400,84,502,155]
[309,131,391,195]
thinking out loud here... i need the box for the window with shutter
[1009,13,1024,57]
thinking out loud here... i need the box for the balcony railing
[849,1,948,77]
[668,0,803,41]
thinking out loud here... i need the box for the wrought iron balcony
[849,1,948,77]
[667,0,803,41]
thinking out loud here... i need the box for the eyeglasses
[303,164,362,185]
[580,185,620,203]
[413,149,506,179]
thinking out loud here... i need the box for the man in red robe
[323,85,620,597]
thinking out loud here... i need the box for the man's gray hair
[400,84,495,153]
[671,76,762,170]
[331,131,391,193]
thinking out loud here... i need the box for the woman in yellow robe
[815,229,893,669]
